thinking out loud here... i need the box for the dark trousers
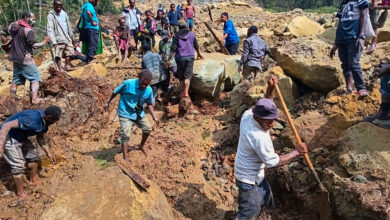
[141,35,155,52]
[81,28,99,63]
[130,29,139,51]
[236,179,274,220]
[226,42,240,55]
[337,41,366,91]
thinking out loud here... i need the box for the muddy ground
[1,1,390,220]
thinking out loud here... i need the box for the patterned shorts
[3,137,40,175]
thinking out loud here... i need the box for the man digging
[105,70,159,160]
[0,106,62,200]
[234,76,308,219]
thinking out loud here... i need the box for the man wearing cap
[234,76,308,219]
[0,106,62,200]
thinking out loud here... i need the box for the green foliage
[97,0,119,15]
[305,6,338,13]
[259,0,342,11]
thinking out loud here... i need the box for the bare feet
[64,65,76,72]
[367,43,376,55]
[139,145,147,155]
[17,192,28,200]
[31,98,48,105]
[358,89,369,97]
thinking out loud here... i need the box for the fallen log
[115,154,150,191]
[203,22,230,55]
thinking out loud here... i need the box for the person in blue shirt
[0,106,62,200]
[219,12,240,55]
[330,0,370,96]
[105,70,159,160]
[80,0,99,64]
[168,4,180,35]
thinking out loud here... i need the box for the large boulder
[230,66,299,118]
[338,122,390,177]
[321,122,390,219]
[271,37,343,93]
[191,53,241,98]
[280,111,344,150]
[40,166,176,220]
[287,16,325,38]
[317,27,336,45]
[377,26,390,43]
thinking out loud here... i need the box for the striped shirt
[336,0,370,43]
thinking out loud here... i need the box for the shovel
[273,82,332,220]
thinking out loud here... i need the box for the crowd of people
[0,0,389,219]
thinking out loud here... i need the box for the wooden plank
[207,6,213,21]
[115,154,150,191]
[373,6,390,9]
[203,22,230,55]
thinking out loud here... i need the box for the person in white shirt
[121,0,142,52]
[234,76,308,220]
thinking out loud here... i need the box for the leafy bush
[305,6,338,14]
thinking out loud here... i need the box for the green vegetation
[260,0,341,13]
[0,0,119,29]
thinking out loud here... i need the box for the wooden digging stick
[372,6,390,9]
[274,83,328,193]
[115,154,150,191]
[207,6,213,21]
[203,22,230,55]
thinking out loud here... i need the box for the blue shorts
[12,62,41,85]
[186,18,194,28]
[236,179,274,220]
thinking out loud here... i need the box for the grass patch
[95,150,116,169]
[305,6,338,14]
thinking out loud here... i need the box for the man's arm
[265,75,278,100]
[36,133,56,164]
[87,10,97,26]
[0,120,18,157]
[67,14,74,40]
[193,37,203,59]
[360,8,368,36]
[276,143,308,166]
[239,40,249,72]
[104,92,118,111]
[147,104,159,124]
[46,14,57,45]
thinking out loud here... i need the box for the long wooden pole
[274,83,327,193]
[203,21,230,55]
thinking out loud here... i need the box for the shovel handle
[274,82,327,192]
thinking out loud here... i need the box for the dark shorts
[236,179,274,220]
[12,62,41,85]
[175,58,194,80]
[226,42,240,55]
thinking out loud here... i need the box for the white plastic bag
[364,10,376,38]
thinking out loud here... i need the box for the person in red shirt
[114,17,132,61]
[184,0,196,31]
